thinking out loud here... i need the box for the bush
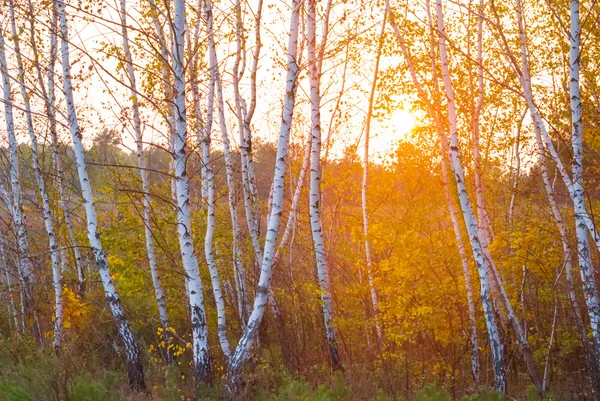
[415,384,450,401]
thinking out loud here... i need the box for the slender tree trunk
[436,0,545,393]
[55,0,145,389]
[0,23,41,345]
[273,132,311,266]
[435,0,507,390]
[441,153,480,385]
[424,0,480,384]
[529,113,600,397]
[386,0,501,389]
[169,0,212,386]
[471,0,492,245]
[509,0,600,379]
[146,0,177,203]
[568,0,600,368]
[361,12,386,344]
[307,0,341,370]
[233,0,264,269]
[26,2,85,296]
[198,57,250,331]
[204,0,242,360]
[508,110,526,232]
[9,0,63,351]
[0,233,19,332]
[119,0,171,359]
[226,0,302,393]
[502,0,600,256]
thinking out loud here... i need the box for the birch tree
[307,0,341,370]
[118,0,171,353]
[432,0,543,392]
[226,0,302,392]
[384,0,505,390]
[203,0,237,359]
[0,22,40,344]
[0,231,19,333]
[8,0,63,351]
[170,0,212,384]
[491,0,600,373]
[362,13,386,344]
[232,0,264,270]
[567,0,600,369]
[26,0,86,296]
[55,0,145,389]
[424,0,480,382]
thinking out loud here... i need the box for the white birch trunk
[9,0,63,351]
[568,0,600,368]
[233,0,264,269]
[439,147,480,385]
[0,233,19,332]
[307,0,341,370]
[0,23,40,344]
[26,1,85,296]
[386,0,499,388]
[146,0,177,203]
[171,0,212,384]
[471,0,492,245]
[513,0,600,371]
[272,132,311,266]
[435,1,545,392]
[507,0,600,256]
[204,0,238,360]
[424,1,480,381]
[226,0,302,392]
[119,0,171,344]
[361,13,386,344]
[55,0,145,389]
[529,112,600,394]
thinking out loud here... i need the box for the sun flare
[391,109,416,135]
[369,109,416,159]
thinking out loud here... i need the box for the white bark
[307,0,341,369]
[512,0,600,371]
[445,0,542,391]
[171,0,211,384]
[0,22,39,343]
[56,0,145,389]
[233,0,264,269]
[471,0,493,245]
[424,0,480,381]
[435,1,545,392]
[0,233,19,332]
[146,0,177,203]
[362,13,386,344]
[528,110,600,392]
[204,0,237,360]
[386,0,500,389]
[272,132,311,266]
[9,0,63,351]
[503,0,600,255]
[568,0,600,367]
[194,47,249,326]
[508,110,526,232]
[226,0,302,392]
[119,0,170,338]
[26,0,85,295]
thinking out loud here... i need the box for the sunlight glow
[369,109,416,159]
[391,109,416,136]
